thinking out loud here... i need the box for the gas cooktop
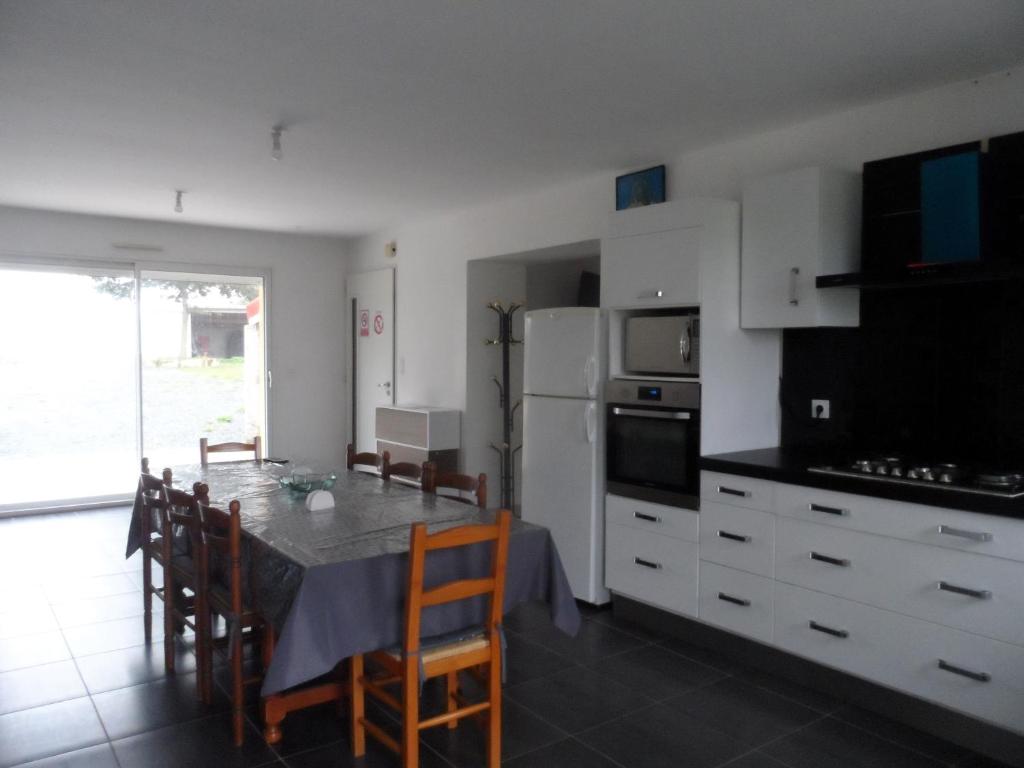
[808,457,1024,499]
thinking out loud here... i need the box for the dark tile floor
[0,506,1013,768]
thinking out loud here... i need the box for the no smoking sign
[373,311,384,335]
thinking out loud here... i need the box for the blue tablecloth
[126,462,580,695]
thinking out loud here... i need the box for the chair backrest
[139,467,173,542]
[381,451,428,485]
[423,464,487,509]
[162,483,203,557]
[198,499,243,617]
[200,436,261,466]
[347,443,383,474]
[402,509,512,657]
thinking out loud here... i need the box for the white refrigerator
[521,307,609,605]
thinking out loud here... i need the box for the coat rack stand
[485,301,522,510]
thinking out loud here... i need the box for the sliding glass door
[0,265,138,509]
[139,271,266,465]
[0,263,267,513]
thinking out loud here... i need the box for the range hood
[817,260,1024,291]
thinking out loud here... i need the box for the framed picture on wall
[616,165,666,210]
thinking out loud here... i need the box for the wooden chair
[197,498,274,745]
[381,451,429,486]
[200,436,262,466]
[351,509,512,768]
[139,464,172,645]
[422,463,487,509]
[347,443,383,474]
[161,483,207,682]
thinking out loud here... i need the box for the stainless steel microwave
[623,314,699,377]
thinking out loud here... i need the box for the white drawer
[606,493,699,543]
[699,501,775,577]
[775,482,1024,562]
[701,471,774,511]
[774,582,1024,734]
[699,561,773,643]
[775,517,1024,646]
[605,523,698,617]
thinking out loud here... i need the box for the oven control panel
[606,379,701,408]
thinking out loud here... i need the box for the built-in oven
[605,379,701,510]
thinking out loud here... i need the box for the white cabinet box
[741,167,860,328]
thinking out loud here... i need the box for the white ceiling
[2,1,1023,237]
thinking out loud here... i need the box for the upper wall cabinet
[740,167,861,328]
[601,201,702,309]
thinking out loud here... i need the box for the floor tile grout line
[824,711,964,768]
[715,712,831,768]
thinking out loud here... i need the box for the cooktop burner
[808,457,1024,498]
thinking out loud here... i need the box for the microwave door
[625,316,695,375]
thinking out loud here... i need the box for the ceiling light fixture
[271,126,283,161]
[174,190,184,213]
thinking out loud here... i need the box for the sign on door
[359,309,369,337]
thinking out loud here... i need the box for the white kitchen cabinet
[601,222,701,308]
[740,167,861,328]
[605,522,699,617]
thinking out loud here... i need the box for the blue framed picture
[616,165,666,210]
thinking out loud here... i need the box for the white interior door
[347,269,395,454]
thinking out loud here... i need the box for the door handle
[788,266,800,306]
[638,289,664,300]
[377,381,391,389]
[584,403,596,444]
[584,357,597,397]
[611,407,690,420]
[679,325,692,364]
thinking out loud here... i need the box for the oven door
[605,404,700,509]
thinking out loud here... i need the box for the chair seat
[207,583,260,626]
[382,629,488,665]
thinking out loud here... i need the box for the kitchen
[3,4,1024,768]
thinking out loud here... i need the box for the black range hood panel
[817,261,1024,290]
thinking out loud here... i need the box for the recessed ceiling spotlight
[174,189,185,213]
[271,126,283,161]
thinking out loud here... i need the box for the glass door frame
[0,253,272,515]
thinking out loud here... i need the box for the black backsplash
[780,281,1024,466]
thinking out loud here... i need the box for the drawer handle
[937,659,991,683]
[633,511,662,523]
[808,620,848,639]
[809,503,848,517]
[717,530,751,543]
[717,592,751,607]
[638,289,665,299]
[937,580,992,600]
[717,485,751,498]
[809,551,850,567]
[936,525,992,543]
[634,556,663,570]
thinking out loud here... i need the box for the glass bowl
[279,471,337,494]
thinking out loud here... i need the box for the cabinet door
[601,226,701,308]
[741,169,820,327]
[740,167,859,328]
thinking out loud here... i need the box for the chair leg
[200,607,214,705]
[193,590,205,702]
[231,626,245,746]
[402,658,419,768]
[488,659,501,767]
[446,671,459,730]
[163,568,175,673]
[142,553,152,642]
[350,654,365,757]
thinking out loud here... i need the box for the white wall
[464,261,526,503]
[525,256,600,311]
[0,205,351,468]
[349,66,1024,463]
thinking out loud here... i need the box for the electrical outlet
[812,399,830,420]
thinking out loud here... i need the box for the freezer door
[521,394,609,604]
[523,307,602,398]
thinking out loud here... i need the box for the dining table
[125,460,581,743]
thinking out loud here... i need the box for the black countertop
[700,447,1024,519]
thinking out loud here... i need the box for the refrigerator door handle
[584,356,598,397]
[585,402,597,444]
